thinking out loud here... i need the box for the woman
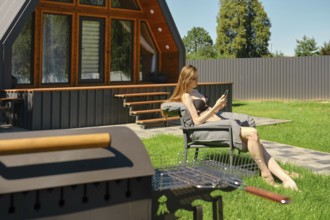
[168,64,298,190]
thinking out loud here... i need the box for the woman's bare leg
[261,144,298,190]
[240,127,277,186]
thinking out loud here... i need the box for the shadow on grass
[232,103,247,107]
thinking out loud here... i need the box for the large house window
[80,0,105,6]
[110,19,134,82]
[42,13,71,84]
[79,17,105,83]
[111,0,139,10]
[140,22,158,82]
[11,15,34,84]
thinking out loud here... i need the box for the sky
[166,0,330,56]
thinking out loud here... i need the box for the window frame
[78,16,106,84]
[40,11,73,85]
[110,0,141,11]
[109,18,135,83]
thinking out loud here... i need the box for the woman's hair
[168,64,197,102]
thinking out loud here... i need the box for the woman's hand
[214,95,227,112]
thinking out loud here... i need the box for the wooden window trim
[139,19,161,73]
[78,0,108,9]
[110,0,143,12]
[40,0,75,6]
[39,10,74,87]
[78,16,106,84]
[22,1,168,87]
[109,17,136,83]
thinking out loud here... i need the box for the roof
[0,0,25,42]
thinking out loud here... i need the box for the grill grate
[151,149,259,191]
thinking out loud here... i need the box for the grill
[0,127,154,220]
[151,150,290,220]
[0,127,290,220]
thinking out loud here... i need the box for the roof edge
[157,0,186,71]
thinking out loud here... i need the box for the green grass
[232,100,330,153]
[143,134,330,220]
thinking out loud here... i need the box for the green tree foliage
[294,35,319,57]
[182,27,216,59]
[11,16,33,84]
[271,51,285,57]
[216,0,271,58]
[320,40,330,55]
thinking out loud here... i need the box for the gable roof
[0,0,37,89]
[0,0,37,43]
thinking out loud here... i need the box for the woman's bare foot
[284,170,300,179]
[262,174,278,187]
[283,179,298,191]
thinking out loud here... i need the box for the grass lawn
[143,134,330,220]
[232,100,330,153]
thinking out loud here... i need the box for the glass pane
[111,0,139,10]
[80,0,105,6]
[42,14,71,84]
[11,16,33,84]
[80,19,104,81]
[110,20,134,82]
[140,22,158,82]
[48,0,73,3]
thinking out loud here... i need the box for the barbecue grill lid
[0,126,154,194]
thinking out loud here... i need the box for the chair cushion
[161,102,194,127]
[190,120,247,152]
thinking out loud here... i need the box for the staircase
[114,92,179,128]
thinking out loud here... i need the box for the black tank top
[193,99,209,114]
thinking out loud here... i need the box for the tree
[182,27,216,59]
[294,35,319,57]
[216,0,271,58]
[271,51,285,57]
[320,40,330,55]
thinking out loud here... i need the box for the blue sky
[166,0,330,56]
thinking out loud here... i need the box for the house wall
[5,83,232,130]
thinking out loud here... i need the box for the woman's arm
[181,93,225,125]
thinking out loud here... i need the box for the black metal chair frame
[161,102,237,167]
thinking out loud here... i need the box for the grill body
[0,127,154,220]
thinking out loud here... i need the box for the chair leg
[212,196,224,220]
[229,147,234,168]
[194,148,199,160]
[184,148,188,163]
[193,205,203,220]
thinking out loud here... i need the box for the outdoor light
[150,9,154,14]
[165,45,170,50]
[157,27,162,32]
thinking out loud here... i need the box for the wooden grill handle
[244,186,291,204]
[0,133,111,155]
